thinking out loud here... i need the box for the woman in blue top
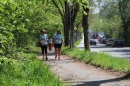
[52,29,63,60]
[40,29,48,60]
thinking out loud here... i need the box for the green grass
[0,47,65,86]
[74,39,82,47]
[62,45,130,74]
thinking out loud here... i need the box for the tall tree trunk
[52,1,79,47]
[82,6,90,51]
[70,3,79,48]
[123,24,129,46]
[119,0,130,46]
[64,1,69,46]
[63,21,69,46]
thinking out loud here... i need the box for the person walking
[40,29,48,60]
[48,36,53,51]
[52,29,63,60]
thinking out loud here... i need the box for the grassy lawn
[0,47,65,86]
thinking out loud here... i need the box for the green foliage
[92,0,130,46]
[118,0,130,46]
[0,0,63,57]
[0,52,65,86]
[74,39,82,47]
[0,44,65,85]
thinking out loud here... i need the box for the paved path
[38,49,130,86]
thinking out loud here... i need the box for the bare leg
[42,54,44,60]
[45,53,48,60]
[55,48,56,54]
[58,48,61,60]
[55,48,58,59]
[45,54,47,57]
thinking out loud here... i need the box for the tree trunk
[123,24,129,46]
[119,0,130,46]
[64,1,69,46]
[82,7,90,51]
[52,1,79,47]
[63,22,69,46]
[70,3,79,48]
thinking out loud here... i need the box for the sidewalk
[38,48,130,86]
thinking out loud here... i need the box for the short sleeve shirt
[40,34,48,45]
[53,34,62,44]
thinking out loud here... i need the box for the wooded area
[0,0,130,57]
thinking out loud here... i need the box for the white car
[106,39,114,46]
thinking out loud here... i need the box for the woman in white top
[52,29,63,60]
[40,29,48,60]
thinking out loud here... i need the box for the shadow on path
[72,76,129,86]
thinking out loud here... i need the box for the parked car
[90,40,97,45]
[112,39,125,47]
[106,38,114,46]
[101,38,107,44]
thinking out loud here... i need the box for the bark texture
[82,6,90,50]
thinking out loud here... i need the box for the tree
[119,0,130,46]
[94,0,122,38]
[96,0,130,46]
[82,0,90,50]
[0,0,62,56]
[52,0,91,50]
[52,0,80,48]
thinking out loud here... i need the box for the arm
[62,39,64,46]
[61,35,64,46]
[40,35,44,44]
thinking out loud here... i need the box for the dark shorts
[54,43,62,48]
[41,45,47,54]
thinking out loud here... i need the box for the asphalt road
[77,38,130,61]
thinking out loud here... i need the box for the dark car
[101,38,107,44]
[112,39,125,47]
[90,40,96,45]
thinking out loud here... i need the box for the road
[77,38,130,61]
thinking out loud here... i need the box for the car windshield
[116,40,123,42]
[109,39,114,41]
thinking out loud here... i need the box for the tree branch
[59,0,65,14]
[52,0,63,17]
[72,3,79,23]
